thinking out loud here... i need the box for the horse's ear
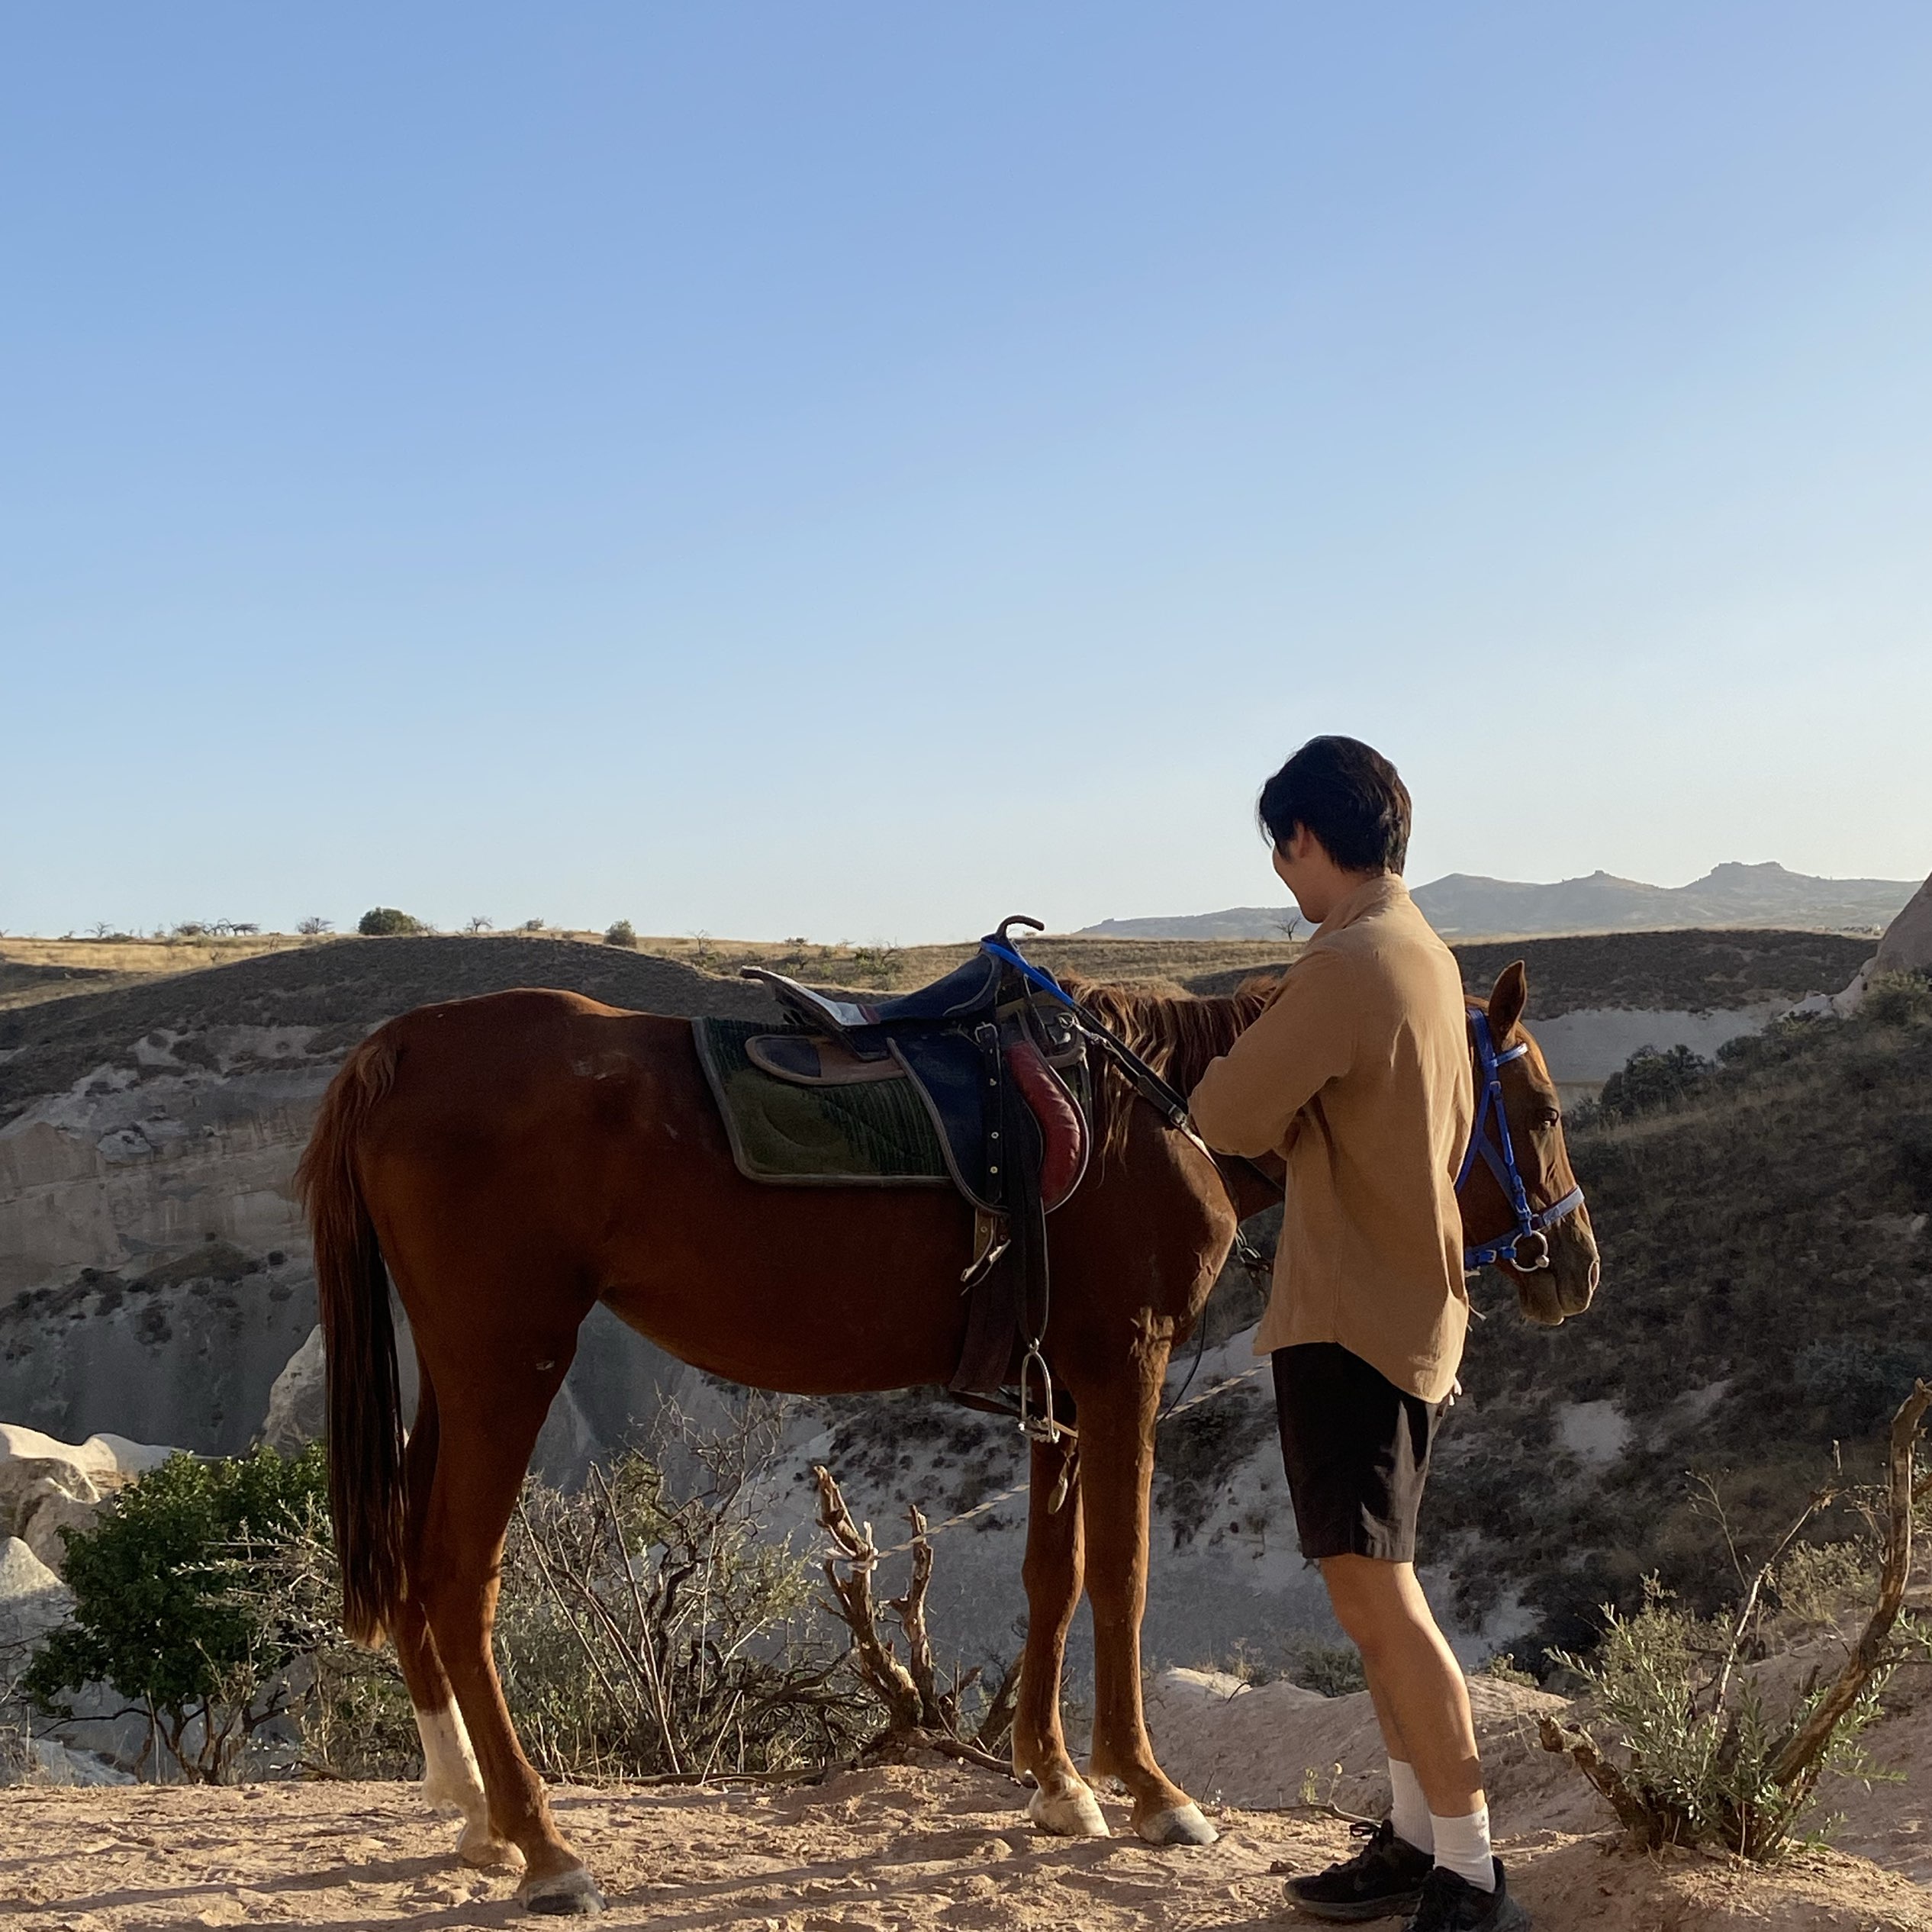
[1487,961,1528,1039]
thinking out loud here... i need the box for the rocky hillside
[0,939,777,1467]
[1434,971,1932,1663]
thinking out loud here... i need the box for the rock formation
[1875,871,1932,977]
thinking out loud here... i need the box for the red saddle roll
[1003,1038,1089,1212]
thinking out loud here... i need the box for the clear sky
[5,5,1929,942]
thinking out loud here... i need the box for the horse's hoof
[1027,1783,1111,1837]
[1137,1802,1218,1847]
[457,1819,520,1869]
[519,1869,605,1916]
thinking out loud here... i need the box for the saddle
[739,918,1090,1433]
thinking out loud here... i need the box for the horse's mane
[1060,972,1283,1164]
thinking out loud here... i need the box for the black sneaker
[1283,1818,1433,1921]
[1403,1859,1530,1931]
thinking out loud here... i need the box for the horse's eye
[1537,1108,1561,1130]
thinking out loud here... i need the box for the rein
[991,935,1583,1286]
[1455,1007,1586,1273]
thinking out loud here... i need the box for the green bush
[1550,1574,1893,1860]
[604,919,637,948]
[1282,1637,1367,1698]
[356,906,424,936]
[24,1447,330,1782]
[1598,1043,1714,1119]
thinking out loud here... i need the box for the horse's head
[1460,962,1600,1326]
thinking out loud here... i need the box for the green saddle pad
[693,1018,951,1186]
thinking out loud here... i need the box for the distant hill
[1080,861,1920,941]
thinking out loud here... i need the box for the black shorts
[1271,1343,1443,1563]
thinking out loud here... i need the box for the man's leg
[1358,1663,1433,1856]
[1322,1556,1481,1816]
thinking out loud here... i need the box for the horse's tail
[294,1031,406,1647]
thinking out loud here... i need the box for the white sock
[1430,1803,1496,1892]
[1386,1758,1431,1852]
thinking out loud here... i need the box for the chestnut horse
[296,959,1596,1913]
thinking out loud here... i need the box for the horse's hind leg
[1079,1341,1219,1847]
[415,1355,604,1914]
[391,1367,510,1869]
[1014,1434,1109,1838]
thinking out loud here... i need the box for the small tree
[24,1447,328,1782]
[465,915,494,934]
[296,916,333,936]
[604,919,637,948]
[357,907,424,937]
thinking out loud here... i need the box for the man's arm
[1187,950,1355,1158]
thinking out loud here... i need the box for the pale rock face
[0,1427,179,1576]
[0,1532,75,1648]
[1875,872,1932,977]
[1823,868,1931,1017]
[260,1325,326,1455]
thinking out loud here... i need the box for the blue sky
[4,5,1929,941]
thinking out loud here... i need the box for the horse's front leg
[1014,1432,1109,1837]
[1079,1328,1219,1847]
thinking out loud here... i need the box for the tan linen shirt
[1187,874,1474,1403]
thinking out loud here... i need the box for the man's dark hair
[1257,736,1411,874]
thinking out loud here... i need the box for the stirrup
[1016,1344,1069,1444]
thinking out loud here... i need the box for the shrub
[295,916,333,935]
[1480,1652,1541,1689]
[356,907,423,936]
[1598,1043,1714,1119]
[1861,971,1932,1029]
[494,1405,881,1779]
[1795,1338,1922,1438]
[1541,1387,1930,1862]
[604,919,637,948]
[1773,1541,1875,1628]
[1545,1576,1892,1859]
[1283,1637,1367,1698]
[24,1447,330,1782]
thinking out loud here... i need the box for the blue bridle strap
[1457,1009,1586,1273]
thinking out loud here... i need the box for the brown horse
[296,958,1596,1913]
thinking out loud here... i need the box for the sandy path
[3,1763,1930,1932]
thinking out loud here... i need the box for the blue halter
[1456,1009,1586,1274]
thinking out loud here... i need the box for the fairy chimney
[1873,871,1932,977]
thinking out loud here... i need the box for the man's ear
[1487,961,1528,1038]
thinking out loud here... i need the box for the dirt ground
[2,1761,1928,1932]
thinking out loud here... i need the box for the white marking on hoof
[1137,1801,1219,1847]
[458,1818,520,1869]
[520,1868,606,1916]
[1027,1782,1111,1837]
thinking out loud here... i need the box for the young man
[1188,736,1528,1932]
